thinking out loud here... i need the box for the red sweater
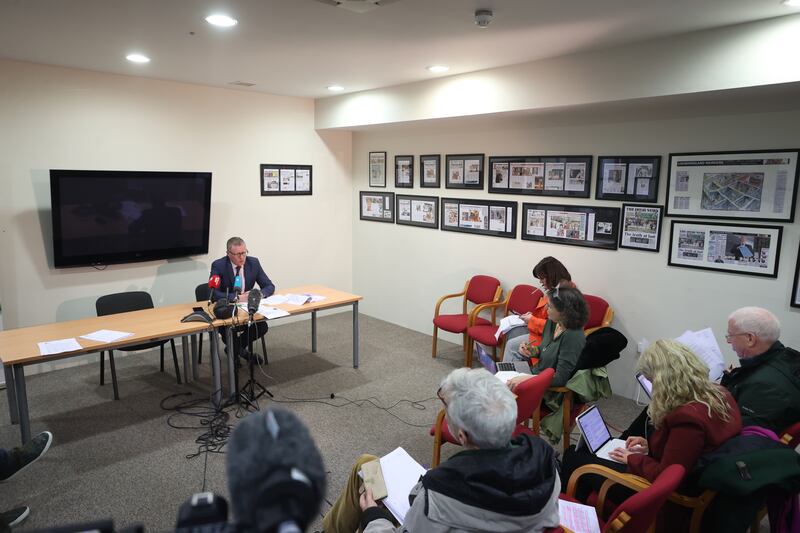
[627,389,741,482]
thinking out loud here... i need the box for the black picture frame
[441,197,517,238]
[420,154,441,188]
[396,194,439,229]
[394,155,414,188]
[359,191,395,223]
[445,154,485,190]
[369,151,387,188]
[260,164,313,196]
[596,156,661,202]
[667,220,782,278]
[521,202,620,250]
[791,244,800,308]
[487,155,592,198]
[665,148,799,222]
[619,203,664,252]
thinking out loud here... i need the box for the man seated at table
[210,236,275,358]
[321,368,561,533]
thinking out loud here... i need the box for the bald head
[726,307,780,358]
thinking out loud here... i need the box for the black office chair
[95,291,181,400]
[195,283,269,365]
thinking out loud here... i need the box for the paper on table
[308,294,326,303]
[494,370,525,384]
[559,499,601,533]
[79,330,134,343]
[285,293,312,306]
[495,315,526,340]
[379,447,426,523]
[264,294,288,305]
[38,338,83,356]
[675,328,725,382]
[258,305,290,320]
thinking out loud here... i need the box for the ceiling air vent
[313,0,401,14]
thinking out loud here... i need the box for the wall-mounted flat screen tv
[50,169,212,268]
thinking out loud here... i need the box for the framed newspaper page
[522,203,620,250]
[369,151,387,188]
[359,191,395,223]
[665,149,799,222]
[440,197,517,239]
[260,164,313,196]
[445,154,485,190]
[420,154,441,188]
[394,155,414,189]
[596,156,661,202]
[619,204,664,252]
[668,220,782,278]
[488,155,592,198]
[791,245,800,308]
[396,194,438,229]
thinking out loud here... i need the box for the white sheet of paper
[264,294,288,305]
[38,338,83,356]
[285,293,312,305]
[79,330,134,343]
[308,294,326,303]
[495,315,526,340]
[494,370,525,383]
[674,328,725,382]
[258,305,290,320]
[559,499,602,533]
[380,447,427,523]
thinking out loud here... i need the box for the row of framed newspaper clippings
[360,191,795,284]
[367,149,800,222]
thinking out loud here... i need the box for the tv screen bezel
[50,169,212,268]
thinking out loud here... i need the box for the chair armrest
[433,407,446,439]
[567,464,652,520]
[433,290,467,318]
[468,300,506,326]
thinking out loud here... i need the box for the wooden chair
[563,463,686,533]
[432,275,502,364]
[464,284,543,367]
[583,294,614,335]
[430,368,554,467]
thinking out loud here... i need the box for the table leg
[13,365,30,444]
[5,365,18,425]
[210,330,222,409]
[191,335,199,382]
[353,301,359,368]
[311,310,317,353]
[226,327,236,398]
[182,337,191,384]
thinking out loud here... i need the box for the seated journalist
[321,368,561,533]
[210,236,275,358]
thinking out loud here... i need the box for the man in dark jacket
[321,368,561,533]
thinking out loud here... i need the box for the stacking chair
[562,463,686,532]
[96,291,181,400]
[464,284,543,367]
[583,294,614,335]
[432,275,502,363]
[430,368,555,467]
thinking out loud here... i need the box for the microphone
[233,275,243,301]
[226,409,325,533]
[208,275,221,305]
[247,290,262,323]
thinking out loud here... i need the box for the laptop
[575,405,627,463]
[475,343,532,374]
[636,372,653,399]
[476,343,497,373]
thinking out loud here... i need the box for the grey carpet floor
[0,312,646,532]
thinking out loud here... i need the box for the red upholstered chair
[432,275,502,364]
[464,284,543,367]
[583,294,614,335]
[429,368,554,467]
[563,463,686,533]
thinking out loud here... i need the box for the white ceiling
[0,0,797,99]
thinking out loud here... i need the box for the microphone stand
[237,308,272,410]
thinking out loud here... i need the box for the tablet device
[575,405,626,463]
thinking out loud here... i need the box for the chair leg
[170,339,181,384]
[160,344,165,372]
[198,334,203,365]
[464,341,473,367]
[261,336,269,365]
[432,326,439,358]
[108,350,120,400]
[100,351,105,386]
[462,333,467,352]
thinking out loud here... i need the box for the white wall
[0,59,353,334]
[351,110,800,399]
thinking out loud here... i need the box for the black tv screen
[50,169,212,268]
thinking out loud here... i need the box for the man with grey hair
[321,368,560,533]
[721,306,800,433]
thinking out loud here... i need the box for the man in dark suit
[210,236,275,358]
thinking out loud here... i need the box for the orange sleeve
[526,296,549,345]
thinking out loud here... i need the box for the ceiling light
[327,85,344,92]
[126,53,150,64]
[205,14,238,27]
[427,65,449,73]
[782,0,800,5]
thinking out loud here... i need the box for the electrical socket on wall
[637,339,648,354]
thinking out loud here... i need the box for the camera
[175,492,230,533]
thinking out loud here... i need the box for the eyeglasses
[725,332,751,341]
[436,386,447,407]
[227,250,248,258]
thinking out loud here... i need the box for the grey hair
[728,307,781,344]
[226,236,245,251]
[549,286,589,330]
[439,368,517,449]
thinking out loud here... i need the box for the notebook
[575,405,627,463]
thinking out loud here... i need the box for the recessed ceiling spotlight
[205,14,238,27]
[427,65,449,73]
[782,0,800,5]
[327,85,344,92]
[126,53,150,64]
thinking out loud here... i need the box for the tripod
[235,314,273,410]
